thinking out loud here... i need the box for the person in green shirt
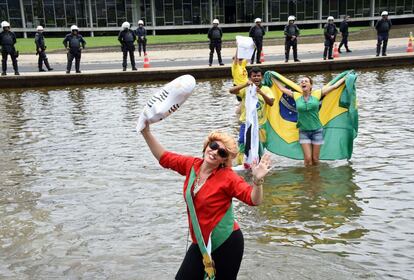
[273,75,346,166]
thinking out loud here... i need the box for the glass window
[24,5,33,27]
[174,0,182,17]
[183,3,191,24]
[44,4,56,26]
[305,0,314,19]
[165,4,174,24]
[107,5,117,25]
[56,18,66,27]
[66,4,76,25]
[0,4,7,21]
[55,2,65,18]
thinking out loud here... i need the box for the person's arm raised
[229,80,252,95]
[141,122,165,161]
[272,78,294,97]
[321,76,346,96]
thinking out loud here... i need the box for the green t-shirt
[293,90,322,131]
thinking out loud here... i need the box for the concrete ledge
[0,53,413,89]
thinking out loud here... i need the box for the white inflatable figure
[236,36,255,59]
[136,74,196,132]
[244,84,259,168]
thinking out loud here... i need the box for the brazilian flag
[262,70,358,160]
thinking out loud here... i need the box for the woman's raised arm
[272,78,294,97]
[141,123,166,161]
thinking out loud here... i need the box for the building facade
[1,0,413,36]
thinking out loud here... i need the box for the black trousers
[251,39,263,63]
[67,50,81,72]
[338,33,349,50]
[175,229,244,280]
[138,38,147,55]
[323,38,335,58]
[38,50,51,70]
[209,40,222,65]
[377,33,389,55]
[1,50,18,72]
[122,45,136,68]
[285,38,298,60]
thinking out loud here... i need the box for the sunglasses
[208,141,229,158]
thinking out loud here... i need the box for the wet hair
[249,67,262,77]
[202,131,238,167]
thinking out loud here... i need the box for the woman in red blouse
[141,122,271,280]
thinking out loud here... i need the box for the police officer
[323,16,338,60]
[0,21,19,76]
[249,18,265,64]
[118,21,137,71]
[63,25,86,74]
[35,25,53,72]
[338,15,351,53]
[207,19,224,66]
[375,11,392,56]
[284,15,300,62]
[135,20,147,57]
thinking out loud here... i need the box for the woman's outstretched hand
[251,153,272,180]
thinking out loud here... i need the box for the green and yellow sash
[185,167,235,280]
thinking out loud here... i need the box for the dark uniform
[118,29,137,70]
[323,22,338,60]
[249,24,265,64]
[375,18,392,56]
[135,26,147,56]
[63,32,86,73]
[207,25,223,66]
[35,32,53,71]
[338,19,351,53]
[284,23,300,62]
[0,29,19,75]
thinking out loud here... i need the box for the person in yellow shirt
[231,50,248,86]
[229,67,274,166]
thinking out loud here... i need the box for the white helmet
[36,25,44,31]
[288,16,295,22]
[327,16,334,21]
[121,21,130,30]
[212,19,219,24]
[138,20,144,25]
[1,21,10,28]
[381,11,388,16]
[70,25,79,31]
[255,18,262,23]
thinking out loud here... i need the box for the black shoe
[209,64,212,66]
[47,68,53,71]
[39,69,46,72]
[219,63,224,66]
[66,71,70,74]
[346,49,352,53]
[139,53,141,57]
[76,71,81,73]
[328,57,334,60]
[323,57,327,60]
[1,72,6,76]
[257,61,262,64]
[382,53,387,56]
[338,49,342,53]
[123,67,126,71]
[132,67,137,71]
[294,59,300,62]
[250,61,254,64]
[285,59,288,62]
[376,54,380,57]
[15,71,20,75]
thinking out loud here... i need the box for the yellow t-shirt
[231,60,248,86]
[237,85,274,126]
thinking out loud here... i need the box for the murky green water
[1,67,413,279]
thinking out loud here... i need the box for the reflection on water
[0,67,413,279]
[256,165,365,247]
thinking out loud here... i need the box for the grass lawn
[15,26,368,54]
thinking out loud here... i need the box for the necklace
[194,174,207,195]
